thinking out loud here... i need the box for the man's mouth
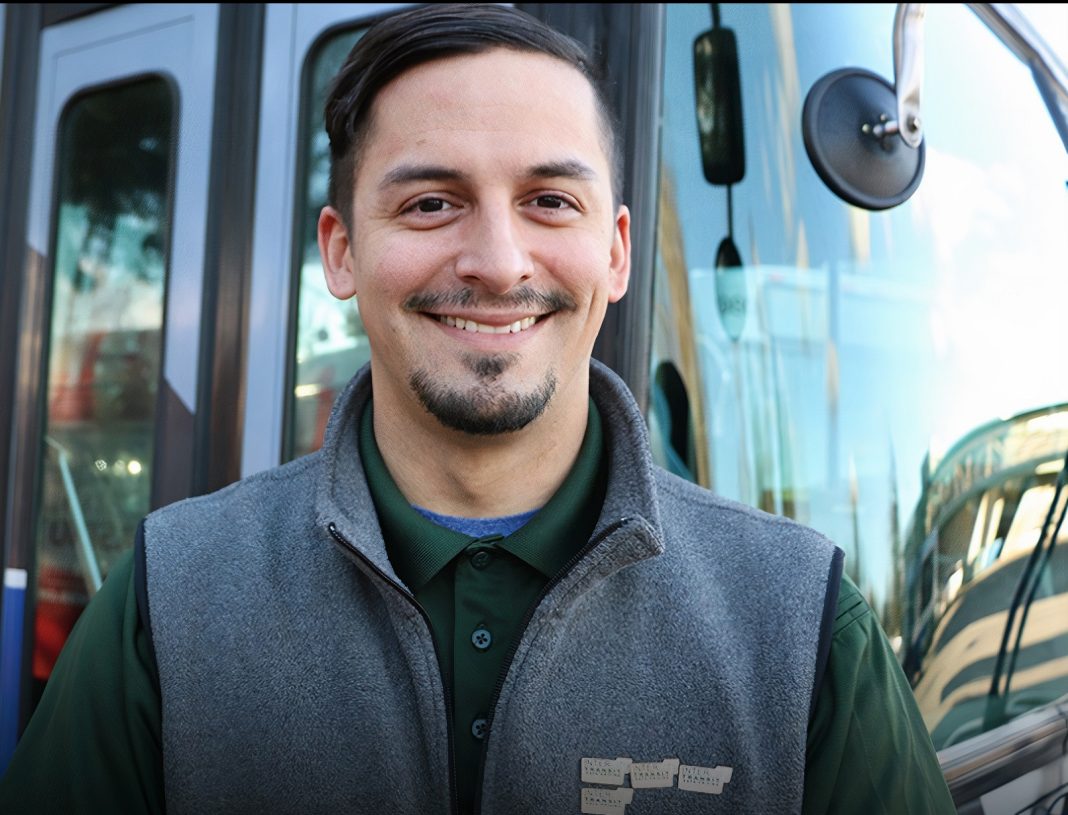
[437,315,539,334]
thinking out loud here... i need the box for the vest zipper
[328,522,459,815]
[472,517,635,814]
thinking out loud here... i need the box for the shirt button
[470,550,493,569]
[471,627,493,650]
[471,717,488,740]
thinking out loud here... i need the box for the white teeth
[438,314,538,334]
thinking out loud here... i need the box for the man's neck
[371,390,589,518]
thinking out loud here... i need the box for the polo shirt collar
[359,400,604,592]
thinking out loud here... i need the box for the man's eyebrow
[377,159,599,190]
[526,159,599,183]
[379,164,470,190]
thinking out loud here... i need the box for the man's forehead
[385,46,589,89]
[371,48,599,125]
[358,50,610,182]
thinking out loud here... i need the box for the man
[0,5,955,813]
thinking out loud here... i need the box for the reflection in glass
[653,3,1068,745]
[905,408,1068,748]
[33,77,174,686]
[287,28,368,461]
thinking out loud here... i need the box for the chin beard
[409,354,556,435]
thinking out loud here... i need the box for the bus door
[0,4,220,767]
[242,4,413,475]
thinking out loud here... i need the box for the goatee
[409,353,556,435]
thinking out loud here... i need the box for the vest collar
[314,360,665,590]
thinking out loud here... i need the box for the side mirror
[801,4,926,210]
[694,27,745,186]
[801,67,925,211]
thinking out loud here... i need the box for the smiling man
[317,43,628,523]
[0,5,954,815]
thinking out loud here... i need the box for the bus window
[651,2,1068,747]
[32,76,175,691]
[285,27,369,462]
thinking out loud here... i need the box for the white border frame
[242,3,412,477]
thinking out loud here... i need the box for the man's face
[320,48,630,436]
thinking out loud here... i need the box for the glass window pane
[33,76,175,687]
[286,27,368,461]
[654,3,1068,747]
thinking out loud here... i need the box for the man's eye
[410,198,450,213]
[534,195,569,209]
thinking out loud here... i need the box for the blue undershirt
[411,506,538,538]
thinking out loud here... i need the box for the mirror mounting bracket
[892,4,926,148]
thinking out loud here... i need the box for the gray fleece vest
[144,362,840,814]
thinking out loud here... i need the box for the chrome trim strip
[939,696,1068,804]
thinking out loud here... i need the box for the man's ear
[607,204,631,303]
[318,205,358,299]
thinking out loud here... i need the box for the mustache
[403,286,576,314]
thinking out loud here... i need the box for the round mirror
[802,67,925,210]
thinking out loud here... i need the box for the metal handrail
[43,436,103,596]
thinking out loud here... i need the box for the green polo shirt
[359,401,606,814]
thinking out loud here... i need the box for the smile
[437,315,539,334]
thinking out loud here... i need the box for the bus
[0,4,1066,812]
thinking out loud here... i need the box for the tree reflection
[60,79,172,258]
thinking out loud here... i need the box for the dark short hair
[324,3,622,228]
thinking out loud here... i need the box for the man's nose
[454,204,535,294]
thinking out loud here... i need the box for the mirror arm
[968,3,1068,155]
[893,4,926,148]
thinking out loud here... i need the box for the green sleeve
[802,574,956,815]
[0,548,164,814]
